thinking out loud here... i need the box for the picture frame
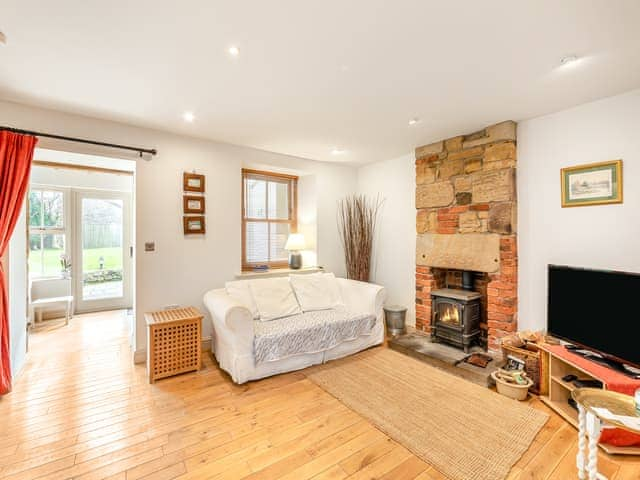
[183,195,205,214]
[561,160,623,208]
[183,215,205,234]
[183,172,205,193]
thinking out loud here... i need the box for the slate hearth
[388,330,503,387]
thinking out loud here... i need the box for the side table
[572,388,640,480]
[145,307,203,383]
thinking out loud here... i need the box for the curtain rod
[0,126,157,157]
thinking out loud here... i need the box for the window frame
[241,168,298,271]
[28,186,70,279]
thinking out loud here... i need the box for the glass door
[74,190,132,312]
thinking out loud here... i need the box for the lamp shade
[284,233,306,251]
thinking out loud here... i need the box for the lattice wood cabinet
[145,307,203,383]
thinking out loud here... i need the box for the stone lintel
[416,233,501,273]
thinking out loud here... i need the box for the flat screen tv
[547,264,640,370]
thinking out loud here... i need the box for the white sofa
[203,274,386,384]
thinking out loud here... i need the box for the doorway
[27,153,135,321]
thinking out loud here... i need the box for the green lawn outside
[29,247,123,276]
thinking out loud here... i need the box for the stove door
[434,299,463,331]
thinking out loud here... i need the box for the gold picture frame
[183,216,205,234]
[183,195,205,214]
[183,172,205,193]
[561,160,623,208]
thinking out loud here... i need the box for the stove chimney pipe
[462,270,474,291]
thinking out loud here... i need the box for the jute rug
[307,348,548,480]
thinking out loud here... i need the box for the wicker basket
[491,371,534,401]
[501,337,548,396]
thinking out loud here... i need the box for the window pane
[245,179,266,219]
[81,198,124,300]
[246,222,268,263]
[268,181,289,220]
[29,233,65,277]
[28,233,43,276]
[29,191,42,227]
[270,223,290,261]
[43,191,64,228]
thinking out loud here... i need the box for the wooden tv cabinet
[539,344,640,455]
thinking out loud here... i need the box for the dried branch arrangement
[337,194,384,282]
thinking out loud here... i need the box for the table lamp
[284,233,305,269]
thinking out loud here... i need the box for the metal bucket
[384,305,407,336]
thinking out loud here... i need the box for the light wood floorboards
[0,310,638,479]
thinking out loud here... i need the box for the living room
[1,2,639,479]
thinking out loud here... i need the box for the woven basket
[501,339,548,396]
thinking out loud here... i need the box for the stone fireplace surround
[415,121,517,352]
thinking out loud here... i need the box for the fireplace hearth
[431,288,481,352]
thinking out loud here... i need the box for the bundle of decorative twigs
[337,194,383,282]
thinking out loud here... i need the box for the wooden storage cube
[145,307,203,383]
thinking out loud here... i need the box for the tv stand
[564,345,640,380]
[539,344,640,456]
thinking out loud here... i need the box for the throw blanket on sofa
[253,309,376,364]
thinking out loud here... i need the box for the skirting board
[133,336,212,364]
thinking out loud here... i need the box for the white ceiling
[1,1,639,165]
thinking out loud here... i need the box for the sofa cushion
[249,277,302,321]
[253,308,376,364]
[225,280,259,319]
[289,272,344,312]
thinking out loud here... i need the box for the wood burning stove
[431,288,481,352]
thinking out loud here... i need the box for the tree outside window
[28,189,67,278]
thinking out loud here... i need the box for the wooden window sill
[234,266,323,280]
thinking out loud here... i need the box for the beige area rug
[307,348,548,480]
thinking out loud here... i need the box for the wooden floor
[1,311,639,480]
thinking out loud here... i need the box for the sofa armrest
[336,278,386,317]
[203,289,254,352]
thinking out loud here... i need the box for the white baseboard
[133,336,212,364]
[133,349,146,364]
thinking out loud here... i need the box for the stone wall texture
[415,121,517,351]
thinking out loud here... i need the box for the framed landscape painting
[561,160,623,207]
[183,216,206,234]
[183,195,205,214]
[183,172,205,193]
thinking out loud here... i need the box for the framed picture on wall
[183,195,205,214]
[561,160,623,207]
[183,172,205,192]
[183,216,206,234]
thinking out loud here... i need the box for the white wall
[8,209,28,377]
[518,89,640,331]
[3,100,357,360]
[357,153,416,326]
[30,162,134,192]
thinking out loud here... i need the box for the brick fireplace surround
[415,121,517,352]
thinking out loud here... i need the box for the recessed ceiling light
[228,45,240,57]
[331,148,346,155]
[0,31,6,46]
[182,111,195,123]
[408,118,420,126]
[559,54,580,67]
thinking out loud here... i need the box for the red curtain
[0,131,37,395]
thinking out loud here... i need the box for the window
[28,188,67,278]
[242,169,297,270]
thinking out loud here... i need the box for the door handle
[130,246,134,258]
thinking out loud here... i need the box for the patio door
[74,190,132,312]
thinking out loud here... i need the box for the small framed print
[183,195,205,214]
[183,172,205,192]
[561,160,623,207]
[183,216,205,234]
